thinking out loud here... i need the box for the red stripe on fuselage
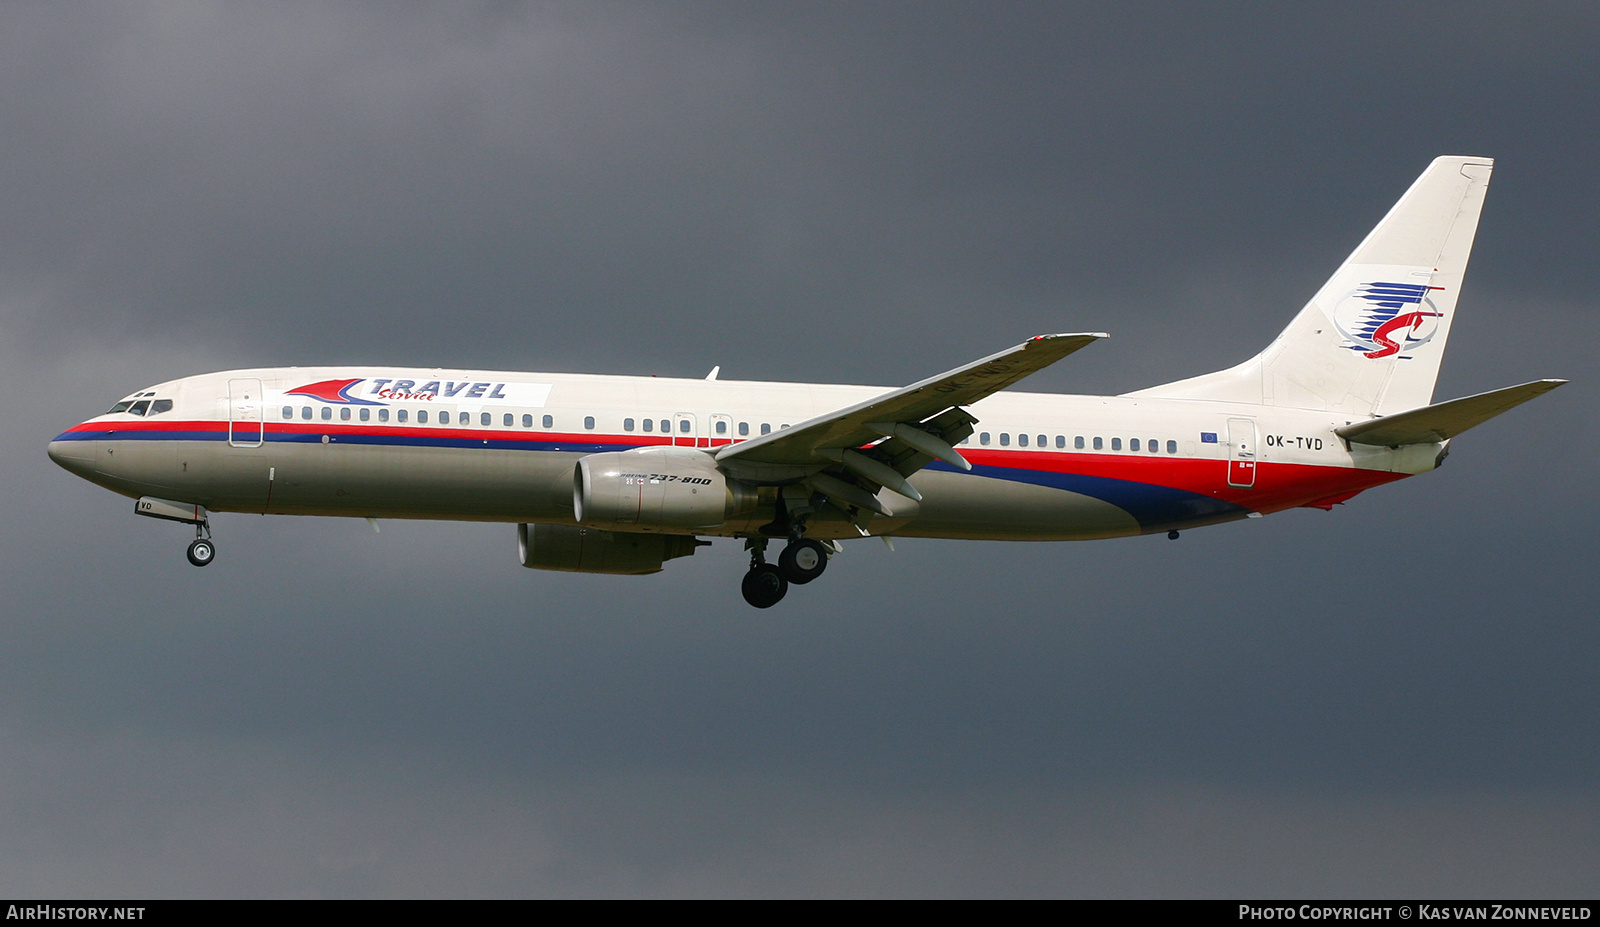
[960,448,1404,514]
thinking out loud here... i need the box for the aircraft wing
[715,333,1105,516]
[1335,379,1567,446]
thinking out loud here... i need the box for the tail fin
[1129,156,1494,415]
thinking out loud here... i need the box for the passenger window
[624,418,635,432]
[1056,435,1066,449]
[543,415,553,428]
[320,407,332,421]
[1167,440,1177,454]
[716,420,727,434]
[397,409,407,423]
[1093,437,1103,450]
[1018,434,1028,447]
[586,416,597,430]
[1000,433,1010,447]
[282,406,293,420]
[642,418,653,432]
[1075,436,1085,449]
[980,433,991,446]
[503,413,512,427]
[660,419,670,433]
[418,410,429,424]
[739,422,749,436]
[128,400,150,416]
[302,407,312,420]
[1131,438,1140,451]
[521,414,532,428]
[340,408,351,421]
[1111,437,1122,450]
[761,423,771,435]
[379,409,389,423]
[360,408,370,422]
[1038,435,1047,448]
[678,420,690,433]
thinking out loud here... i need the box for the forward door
[228,378,264,448]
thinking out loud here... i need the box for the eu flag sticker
[1200,432,1218,443]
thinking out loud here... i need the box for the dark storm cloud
[3,1,1597,897]
[6,2,1597,378]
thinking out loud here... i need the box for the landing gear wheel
[779,538,828,585]
[741,563,788,608]
[186,538,216,567]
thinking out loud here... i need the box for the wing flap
[1335,379,1566,446]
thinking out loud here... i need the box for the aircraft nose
[48,432,97,478]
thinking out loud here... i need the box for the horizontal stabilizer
[1336,379,1567,446]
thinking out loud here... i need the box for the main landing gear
[740,537,834,608]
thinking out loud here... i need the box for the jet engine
[518,523,704,575]
[573,447,757,531]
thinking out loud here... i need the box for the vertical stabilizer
[1129,156,1494,415]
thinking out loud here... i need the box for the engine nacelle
[518,523,703,575]
[573,447,756,531]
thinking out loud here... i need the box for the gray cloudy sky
[3,1,1597,897]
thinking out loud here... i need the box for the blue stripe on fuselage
[927,460,1249,530]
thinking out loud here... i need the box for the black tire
[741,563,788,608]
[186,538,216,567]
[778,538,828,585]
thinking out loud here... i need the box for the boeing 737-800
[48,157,1564,607]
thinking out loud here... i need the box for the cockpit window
[128,400,151,416]
[107,400,134,414]
[149,399,173,416]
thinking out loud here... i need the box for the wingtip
[1031,331,1110,342]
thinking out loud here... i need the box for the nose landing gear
[186,537,216,567]
[185,519,216,567]
[134,496,217,568]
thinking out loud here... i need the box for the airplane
[47,156,1565,608]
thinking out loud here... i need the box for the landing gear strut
[741,539,787,608]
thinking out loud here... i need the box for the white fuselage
[48,366,1434,542]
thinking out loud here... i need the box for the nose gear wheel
[186,538,216,567]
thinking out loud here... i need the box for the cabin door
[228,378,264,448]
[1227,417,1257,488]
